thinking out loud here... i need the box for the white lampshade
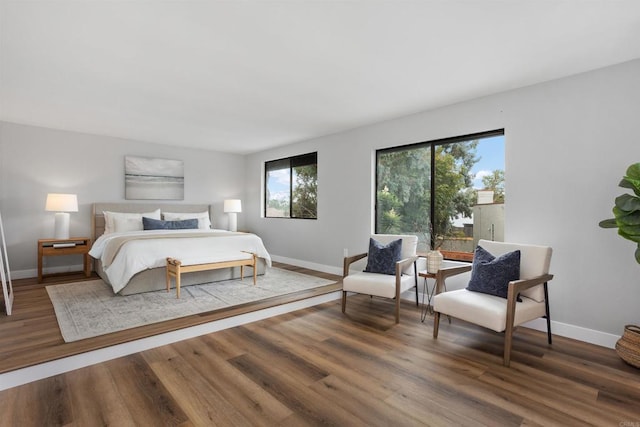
[45,193,78,239]
[224,199,241,232]
[224,199,242,213]
[45,193,78,212]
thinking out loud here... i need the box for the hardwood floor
[0,263,341,374]
[1,267,639,425]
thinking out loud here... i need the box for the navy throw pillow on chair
[466,245,520,299]
[364,238,402,275]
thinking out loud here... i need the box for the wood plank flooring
[1,266,640,425]
[0,263,341,373]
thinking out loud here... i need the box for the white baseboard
[522,318,620,349]
[11,268,36,280]
[11,264,87,280]
[0,290,343,391]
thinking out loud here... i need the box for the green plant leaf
[618,229,635,242]
[619,178,635,191]
[599,218,618,228]
[623,176,640,189]
[624,163,640,197]
[615,194,640,212]
[621,177,640,197]
[615,209,640,226]
[626,163,640,180]
[619,227,640,243]
[613,206,634,218]
[605,163,640,264]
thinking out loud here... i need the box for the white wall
[246,59,640,344]
[0,122,245,276]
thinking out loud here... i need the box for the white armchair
[432,239,553,366]
[342,234,419,323]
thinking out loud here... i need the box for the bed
[89,202,271,295]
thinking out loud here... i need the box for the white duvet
[89,229,272,293]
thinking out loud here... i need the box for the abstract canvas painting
[125,156,184,200]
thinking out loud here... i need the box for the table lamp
[224,199,242,232]
[45,193,78,239]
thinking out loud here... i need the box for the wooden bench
[166,251,257,298]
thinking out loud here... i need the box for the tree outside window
[376,131,505,257]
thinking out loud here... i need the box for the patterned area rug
[46,268,336,342]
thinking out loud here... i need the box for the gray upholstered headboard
[92,202,213,241]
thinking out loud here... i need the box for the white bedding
[89,229,272,293]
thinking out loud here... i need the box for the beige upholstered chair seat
[433,290,546,332]
[342,271,417,300]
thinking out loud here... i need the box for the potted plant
[599,162,640,368]
[599,162,640,264]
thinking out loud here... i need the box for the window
[265,152,317,219]
[376,130,505,259]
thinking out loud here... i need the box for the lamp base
[53,212,70,240]
[228,212,238,232]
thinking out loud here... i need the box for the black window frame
[264,152,318,219]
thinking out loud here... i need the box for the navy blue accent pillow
[364,238,402,275]
[143,217,199,230]
[466,245,520,299]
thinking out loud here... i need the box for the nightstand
[37,237,92,283]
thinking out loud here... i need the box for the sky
[471,135,505,189]
[267,169,291,202]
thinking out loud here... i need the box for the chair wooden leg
[504,285,519,367]
[503,324,514,367]
[433,312,440,338]
[341,291,347,313]
[395,297,400,324]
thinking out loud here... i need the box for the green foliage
[292,164,317,219]
[376,140,484,248]
[377,186,402,233]
[377,146,432,238]
[599,163,640,264]
[481,169,505,203]
[433,142,479,234]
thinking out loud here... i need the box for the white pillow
[162,211,211,229]
[103,209,161,234]
[114,217,144,233]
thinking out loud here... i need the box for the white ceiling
[2,1,640,154]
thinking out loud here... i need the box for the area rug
[46,268,336,343]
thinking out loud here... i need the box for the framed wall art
[125,156,184,200]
